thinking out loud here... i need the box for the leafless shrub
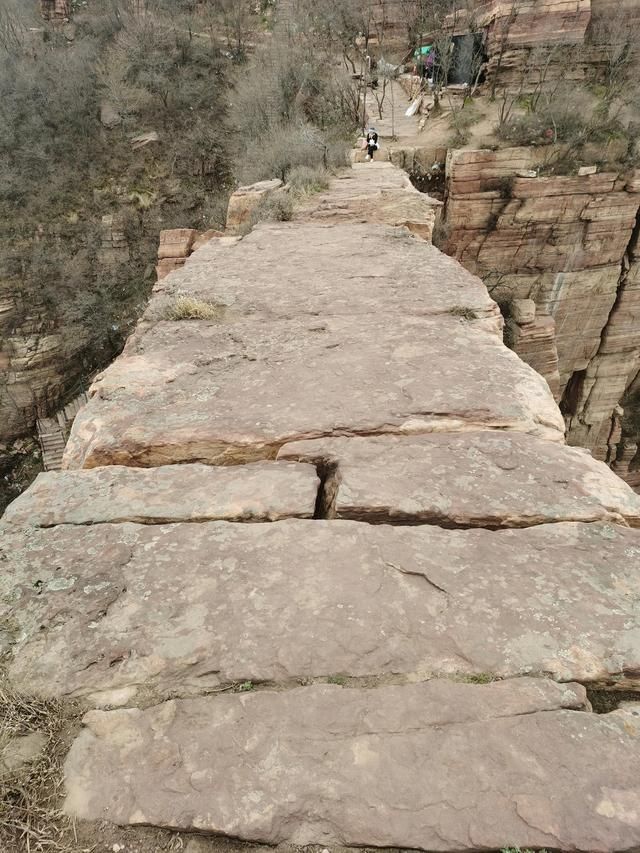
[497,84,625,155]
[239,121,337,184]
[287,165,331,195]
[235,191,295,237]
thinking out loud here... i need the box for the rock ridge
[2,160,640,852]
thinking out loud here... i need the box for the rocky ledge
[2,162,640,852]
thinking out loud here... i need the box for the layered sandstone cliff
[447,0,639,85]
[0,215,133,444]
[439,146,640,479]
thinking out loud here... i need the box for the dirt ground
[365,79,504,153]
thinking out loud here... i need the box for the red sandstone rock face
[443,147,640,471]
[225,179,285,234]
[278,431,640,527]
[456,0,590,47]
[0,287,90,443]
[63,680,640,851]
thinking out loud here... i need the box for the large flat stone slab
[151,221,500,326]
[2,520,638,704]
[279,432,640,527]
[63,680,640,851]
[63,314,563,469]
[2,462,318,527]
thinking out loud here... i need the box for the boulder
[225,179,284,234]
[509,314,561,399]
[156,257,186,280]
[191,229,224,251]
[157,228,197,260]
[511,297,536,324]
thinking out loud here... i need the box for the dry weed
[0,680,82,852]
[167,296,224,321]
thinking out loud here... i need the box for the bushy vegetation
[167,295,224,321]
[230,39,355,184]
[288,165,331,195]
[0,679,82,852]
[0,0,236,413]
[497,84,626,151]
[0,0,359,406]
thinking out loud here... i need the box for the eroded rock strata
[2,162,640,852]
[443,148,640,474]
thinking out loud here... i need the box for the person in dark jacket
[366,128,379,161]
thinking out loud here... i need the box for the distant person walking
[366,128,379,161]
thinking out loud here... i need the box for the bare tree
[376,57,399,135]
[216,0,255,62]
[590,6,640,106]
[0,6,26,54]
[489,0,520,100]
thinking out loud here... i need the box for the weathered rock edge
[63,679,640,852]
[62,313,564,470]
[2,462,319,527]
[279,432,640,528]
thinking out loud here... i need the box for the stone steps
[36,390,88,471]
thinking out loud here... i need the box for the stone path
[2,162,640,851]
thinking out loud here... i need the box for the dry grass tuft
[448,305,478,321]
[0,680,82,852]
[167,295,224,321]
[287,165,330,196]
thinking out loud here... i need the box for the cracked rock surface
[279,431,640,527]
[62,312,563,469]
[3,520,640,704]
